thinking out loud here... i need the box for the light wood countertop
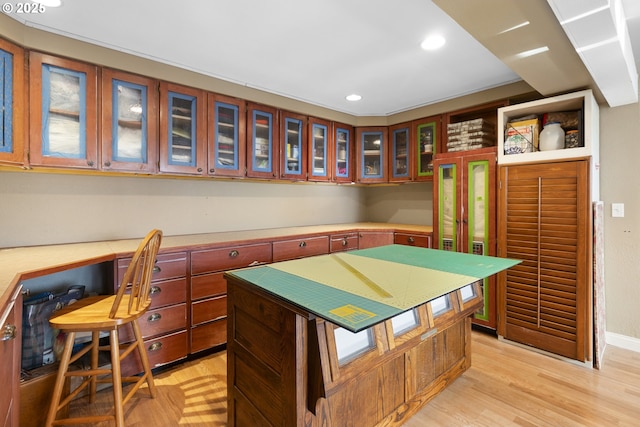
[0,223,432,309]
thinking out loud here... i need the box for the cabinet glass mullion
[112,79,147,163]
[214,101,239,170]
[335,127,351,180]
[311,123,328,178]
[392,127,409,179]
[0,49,12,153]
[41,65,87,159]
[167,91,197,166]
[284,118,303,176]
[361,131,383,179]
[251,110,274,174]
[437,163,457,251]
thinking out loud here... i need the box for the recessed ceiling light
[31,0,62,7]
[346,94,362,102]
[421,34,446,51]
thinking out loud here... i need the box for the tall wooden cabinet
[433,147,497,328]
[497,160,591,361]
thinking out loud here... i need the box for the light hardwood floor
[67,331,640,426]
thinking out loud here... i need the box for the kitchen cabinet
[272,235,329,261]
[246,102,279,179]
[190,242,272,353]
[116,251,188,372]
[394,232,431,248]
[433,147,498,329]
[413,115,441,181]
[333,122,354,183]
[208,93,246,177]
[308,117,331,182]
[1,286,21,427]
[28,52,98,169]
[159,82,207,175]
[330,232,359,252]
[356,126,388,183]
[280,110,307,181]
[497,160,591,362]
[101,68,158,173]
[0,39,25,166]
[389,122,413,182]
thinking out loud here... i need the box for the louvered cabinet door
[497,160,591,362]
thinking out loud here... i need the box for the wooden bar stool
[45,229,163,427]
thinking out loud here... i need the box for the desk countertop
[0,223,432,310]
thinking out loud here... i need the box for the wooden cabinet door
[28,53,98,169]
[388,122,413,183]
[333,123,354,183]
[497,160,590,361]
[159,82,207,175]
[280,110,307,181]
[0,39,25,166]
[356,126,388,183]
[246,102,279,179]
[208,93,246,177]
[101,68,158,173]
[413,115,441,182]
[308,117,331,182]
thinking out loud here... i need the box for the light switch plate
[612,203,624,218]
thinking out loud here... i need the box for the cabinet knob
[1,324,17,341]
[229,250,239,258]
[148,342,163,352]
[147,313,162,322]
[104,161,111,167]
[87,160,94,167]
[153,265,162,273]
[150,286,162,295]
[197,167,203,173]
[299,241,307,248]
[209,168,215,173]
[342,238,348,246]
[408,236,415,243]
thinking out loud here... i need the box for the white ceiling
[4,0,640,116]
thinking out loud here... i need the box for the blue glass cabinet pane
[112,79,147,163]
[0,49,12,153]
[311,123,327,177]
[168,91,197,167]
[335,127,350,178]
[251,110,273,172]
[215,101,239,170]
[41,65,86,159]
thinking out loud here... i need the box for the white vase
[539,122,565,151]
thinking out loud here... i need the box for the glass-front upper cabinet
[308,117,330,182]
[333,123,353,183]
[356,126,387,183]
[0,39,25,166]
[28,53,98,169]
[159,82,206,175]
[102,69,158,173]
[389,122,412,183]
[246,102,278,179]
[280,111,307,181]
[208,93,246,177]
[414,115,440,181]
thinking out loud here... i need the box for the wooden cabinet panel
[0,287,21,427]
[272,235,329,262]
[192,295,226,326]
[332,123,354,183]
[280,110,307,181]
[394,232,431,248]
[121,329,188,376]
[0,39,26,166]
[191,242,272,274]
[356,126,388,183]
[28,52,99,169]
[145,278,187,309]
[119,303,187,341]
[191,272,227,300]
[308,116,331,182]
[330,233,359,252]
[246,102,279,179]
[357,231,393,249]
[191,318,227,353]
[208,93,246,177]
[388,122,413,183]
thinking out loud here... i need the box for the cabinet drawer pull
[153,265,162,273]
[147,313,162,322]
[299,241,307,248]
[148,342,163,352]
[229,250,239,258]
[1,324,17,341]
[408,236,415,243]
[342,238,348,246]
[150,286,162,295]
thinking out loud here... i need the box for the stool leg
[89,330,100,403]
[132,319,156,398]
[109,329,125,427]
[45,331,76,427]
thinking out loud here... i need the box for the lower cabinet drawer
[119,303,187,342]
[330,233,359,252]
[191,319,227,354]
[121,329,188,376]
[394,233,431,248]
[272,235,329,261]
[192,295,227,326]
[148,277,187,309]
[191,272,227,301]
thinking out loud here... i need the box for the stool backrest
[110,229,163,318]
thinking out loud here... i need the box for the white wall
[0,170,367,247]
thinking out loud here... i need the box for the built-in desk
[225,245,518,427]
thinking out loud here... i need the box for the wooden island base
[226,276,483,427]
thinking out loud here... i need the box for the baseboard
[606,331,640,353]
